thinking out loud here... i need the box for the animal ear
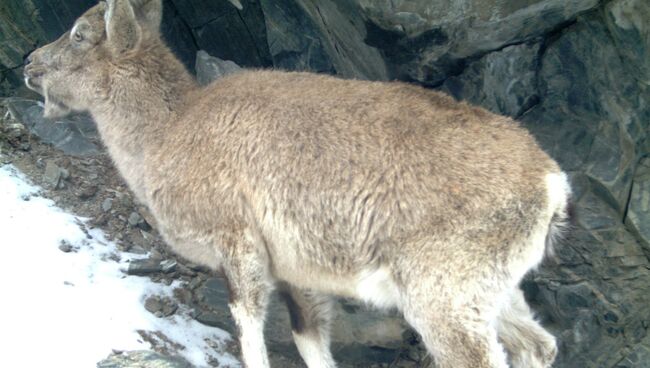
[105,0,141,55]
[130,0,163,37]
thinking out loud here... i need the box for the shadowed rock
[4,98,99,156]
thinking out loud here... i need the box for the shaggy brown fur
[24,1,570,367]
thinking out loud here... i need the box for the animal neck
[89,43,198,200]
[93,44,197,142]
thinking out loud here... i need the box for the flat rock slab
[126,258,165,276]
[3,97,99,156]
[97,350,192,368]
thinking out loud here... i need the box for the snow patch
[0,165,239,368]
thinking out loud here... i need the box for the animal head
[23,0,163,118]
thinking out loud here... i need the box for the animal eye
[73,31,84,42]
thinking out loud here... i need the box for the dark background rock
[168,0,272,69]
[442,42,541,118]
[359,0,599,85]
[1,0,649,367]
[259,0,388,80]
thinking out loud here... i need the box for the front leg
[222,231,274,368]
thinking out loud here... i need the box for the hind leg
[402,278,509,368]
[497,289,557,368]
[280,287,337,368]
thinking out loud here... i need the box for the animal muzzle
[23,54,46,92]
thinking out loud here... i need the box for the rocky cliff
[1,0,649,367]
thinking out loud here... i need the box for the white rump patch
[355,268,401,310]
[545,172,572,255]
[506,172,571,284]
[545,172,571,217]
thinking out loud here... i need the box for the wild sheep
[24,1,570,367]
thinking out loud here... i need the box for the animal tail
[544,172,573,258]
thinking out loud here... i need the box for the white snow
[0,165,240,368]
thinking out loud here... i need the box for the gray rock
[575,191,620,231]
[101,198,113,213]
[128,211,144,227]
[44,160,66,189]
[75,184,98,200]
[443,43,541,118]
[127,257,176,277]
[159,0,199,73]
[160,259,178,273]
[195,51,243,86]
[260,0,332,73]
[169,0,272,68]
[144,296,178,318]
[58,240,74,253]
[137,205,157,230]
[126,258,162,276]
[144,296,164,315]
[4,98,99,156]
[196,277,231,315]
[97,350,192,368]
[615,333,650,368]
[604,0,650,86]
[360,0,599,84]
[260,0,388,80]
[194,311,231,332]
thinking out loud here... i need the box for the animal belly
[269,249,401,310]
[258,207,401,309]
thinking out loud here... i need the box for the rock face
[2,0,649,367]
[360,0,600,85]
[259,0,389,80]
[97,350,192,368]
[167,0,272,70]
[442,43,541,118]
